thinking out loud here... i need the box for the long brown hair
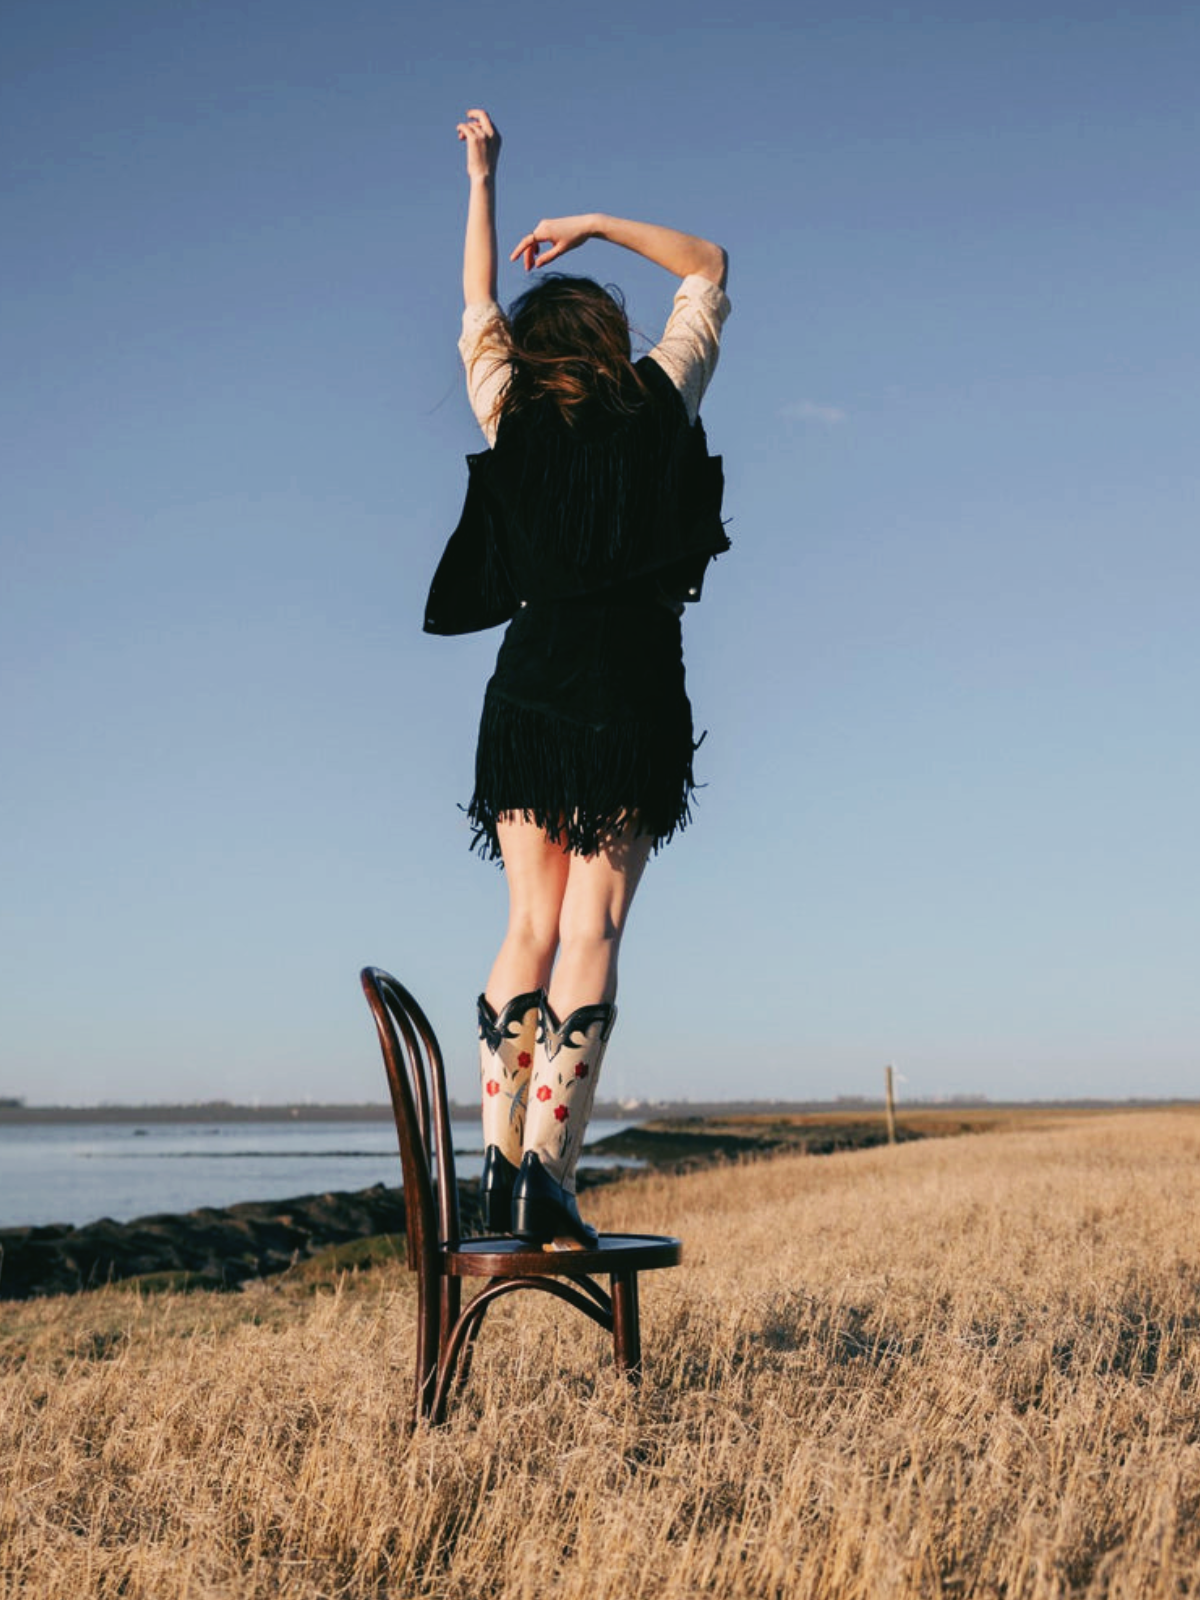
[497,275,648,429]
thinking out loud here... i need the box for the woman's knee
[555,909,621,964]
[505,906,561,963]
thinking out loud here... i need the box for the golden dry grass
[3,1108,1200,1598]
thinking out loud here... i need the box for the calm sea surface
[0,1119,636,1230]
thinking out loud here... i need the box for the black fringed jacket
[424,358,729,636]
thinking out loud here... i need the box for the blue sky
[3,0,1197,1107]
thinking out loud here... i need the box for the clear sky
[3,0,1197,1108]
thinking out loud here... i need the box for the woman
[426,109,730,1247]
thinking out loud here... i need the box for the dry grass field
[3,1108,1200,1598]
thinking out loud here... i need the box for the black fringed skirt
[467,588,700,860]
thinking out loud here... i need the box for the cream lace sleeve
[458,300,512,446]
[646,275,732,423]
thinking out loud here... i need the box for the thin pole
[885,1063,897,1145]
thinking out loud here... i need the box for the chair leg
[610,1270,642,1381]
[413,1275,442,1424]
[439,1276,461,1352]
[432,1291,498,1425]
[448,1280,491,1401]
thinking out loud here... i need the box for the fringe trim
[467,693,701,863]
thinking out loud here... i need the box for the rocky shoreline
[0,1171,632,1303]
[0,1116,908,1302]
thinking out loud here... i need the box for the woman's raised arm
[456,108,501,305]
[511,213,727,289]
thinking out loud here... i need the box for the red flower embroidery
[574,1061,589,1078]
[536,1085,552,1102]
[485,1081,500,1096]
[554,1105,569,1122]
[517,1051,532,1068]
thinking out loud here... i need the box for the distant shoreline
[1,1096,1194,1126]
[0,1098,915,1127]
[0,1103,403,1126]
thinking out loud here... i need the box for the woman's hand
[510,215,598,272]
[457,108,501,181]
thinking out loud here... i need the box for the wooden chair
[360,967,683,1426]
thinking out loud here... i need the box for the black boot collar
[538,996,617,1060]
[477,989,542,1054]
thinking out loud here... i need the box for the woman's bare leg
[514,827,654,1244]
[484,815,572,1007]
[547,829,654,1017]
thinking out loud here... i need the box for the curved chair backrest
[360,968,461,1260]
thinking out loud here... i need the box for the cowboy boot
[477,990,539,1232]
[512,995,616,1248]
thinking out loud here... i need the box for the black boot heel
[511,1152,598,1248]
[481,1145,519,1234]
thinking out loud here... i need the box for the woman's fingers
[510,233,543,270]
[510,224,566,271]
[517,245,550,271]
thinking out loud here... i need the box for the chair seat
[448,1233,682,1278]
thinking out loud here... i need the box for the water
[0,1119,637,1231]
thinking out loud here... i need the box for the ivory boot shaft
[477,989,539,1166]
[523,996,616,1194]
